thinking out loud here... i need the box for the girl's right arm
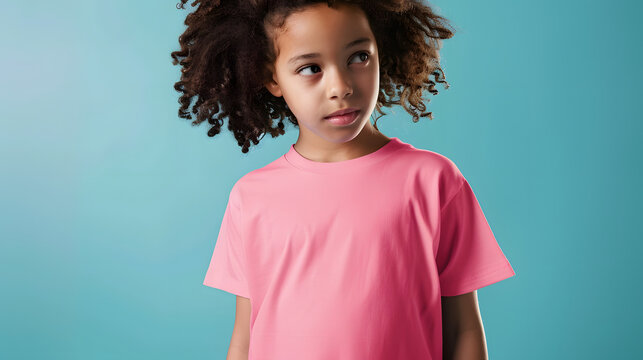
[226,295,251,360]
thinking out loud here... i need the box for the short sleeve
[436,179,516,296]
[203,187,250,298]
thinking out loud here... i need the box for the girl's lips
[324,110,360,126]
[324,107,360,118]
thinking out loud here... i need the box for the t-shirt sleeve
[203,186,250,298]
[436,178,516,297]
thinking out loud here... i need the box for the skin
[228,4,487,360]
[227,296,251,360]
[442,290,489,360]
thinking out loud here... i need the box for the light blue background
[1,0,641,359]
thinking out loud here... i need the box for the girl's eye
[349,51,370,65]
[298,64,322,76]
[297,51,370,76]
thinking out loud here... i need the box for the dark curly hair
[171,0,456,153]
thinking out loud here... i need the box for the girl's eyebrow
[287,37,371,65]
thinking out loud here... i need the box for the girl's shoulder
[391,143,467,205]
[394,142,464,180]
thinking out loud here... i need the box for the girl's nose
[326,69,353,99]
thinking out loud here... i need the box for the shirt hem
[203,278,250,298]
[440,262,516,297]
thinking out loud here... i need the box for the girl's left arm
[441,290,488,360]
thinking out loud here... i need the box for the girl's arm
[441,290,488,360]
[226,295,251,360]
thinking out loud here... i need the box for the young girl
[172,1,515,359]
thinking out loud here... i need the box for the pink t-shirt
[204,137,515,360]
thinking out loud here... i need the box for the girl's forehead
[275,4,373,52]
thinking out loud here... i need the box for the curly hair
[171,0,455,153]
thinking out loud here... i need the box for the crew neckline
[283,137,406,173]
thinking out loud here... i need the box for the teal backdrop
[1,0,641,359]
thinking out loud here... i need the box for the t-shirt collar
[283,137,405,173]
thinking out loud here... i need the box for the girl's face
[264,3,381,147]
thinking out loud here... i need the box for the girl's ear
[264,81,283,98]
[264,64,283,98]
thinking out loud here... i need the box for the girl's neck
[293,125,391,163]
